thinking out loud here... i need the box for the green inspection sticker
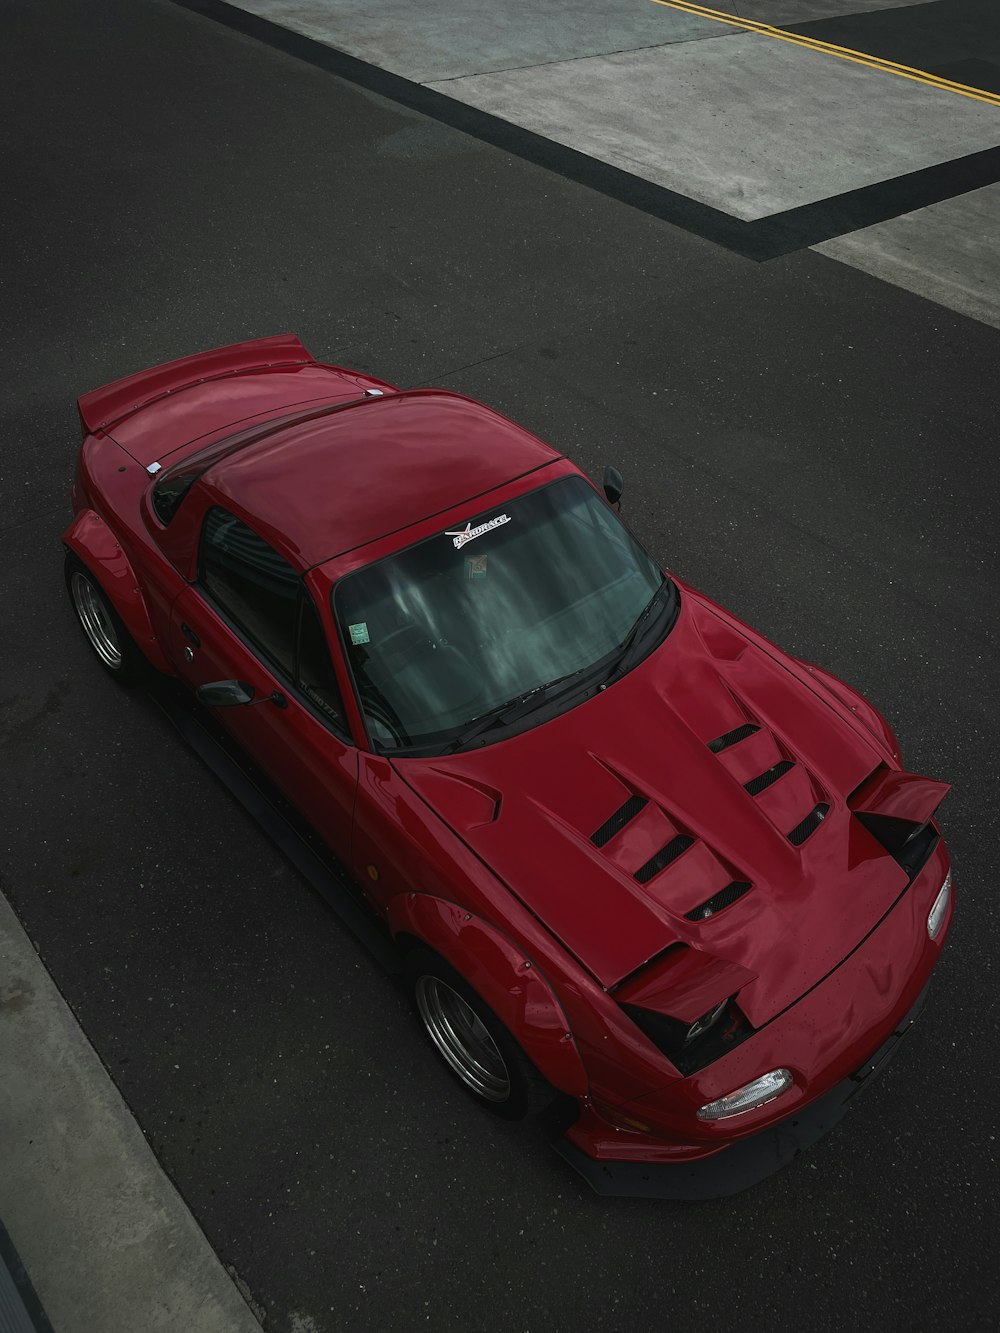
[349,622,370,645]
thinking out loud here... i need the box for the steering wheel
[377,624,434,658]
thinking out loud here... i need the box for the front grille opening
[591,794,647,847]
[707,722,760,754]
[635,835,694,884]
[744,759,794,797]
[685,880,751,921]
[788,803,830,846]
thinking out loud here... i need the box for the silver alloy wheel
[70,572,122,669]
[414,975,512,1102]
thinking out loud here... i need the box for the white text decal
[445,513,510,550]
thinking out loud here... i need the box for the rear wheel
[404,945,556,1120]
[64,552,145,684]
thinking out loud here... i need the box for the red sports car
[63,334,953,1197]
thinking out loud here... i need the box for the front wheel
[64,552,146,684]
[404,945,556,1120]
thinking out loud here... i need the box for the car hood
[393,588,940,1026]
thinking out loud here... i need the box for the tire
[403,944,556,1121]
[64,552,146,685]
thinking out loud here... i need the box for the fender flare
[63,510,173,674]
[389,893,588,1098]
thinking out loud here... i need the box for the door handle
[181,623,201,648]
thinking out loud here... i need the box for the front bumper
[555,978,930,1199]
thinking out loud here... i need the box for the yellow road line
[649,0,1000,109]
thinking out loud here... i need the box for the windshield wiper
[445,667,593,753]
[600,578,674,688]
[443,581,674,754]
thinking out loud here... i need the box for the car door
[169,505,358,865]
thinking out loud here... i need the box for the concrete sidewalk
[0,895,260,1333]
[192,0,1000,327]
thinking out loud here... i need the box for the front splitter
[555,980,930,1200]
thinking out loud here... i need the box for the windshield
[334,476,672,752]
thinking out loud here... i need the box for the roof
[200,389,563,567]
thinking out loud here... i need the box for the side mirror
[196,679,255,707]
[603,466,624,507]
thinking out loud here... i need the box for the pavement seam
[424,33,735,84]
[414,343,530,384]
[0,506,66,540]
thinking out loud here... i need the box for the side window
[201,508,300,674]
[296,597,347,731]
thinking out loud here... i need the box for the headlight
[697,1068,794,1121]
[685,998,727,1042]
[927,869,952,939]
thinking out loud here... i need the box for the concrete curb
[0,895,261,1333]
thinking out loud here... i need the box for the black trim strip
[635,835,694,884]
[150,394,375,525]
[171,0,1000,261]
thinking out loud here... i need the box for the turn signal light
[696,1068,793,1121]
[927,870,952,939]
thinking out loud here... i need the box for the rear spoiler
[77,333,314,435]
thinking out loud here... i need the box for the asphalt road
[2,0,998,1329]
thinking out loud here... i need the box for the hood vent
[707,722,759,754]
[591,794,647,847]
[788,802,829,846]
[744,759,794,797]
[635,835,694,884]
[685,880,752,921]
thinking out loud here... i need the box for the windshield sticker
[445,513,510,550]
[465,554,488,580]
[348,622,370,646]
